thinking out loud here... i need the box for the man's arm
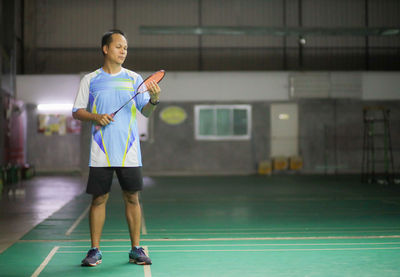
[141,101,158,118]
[140,80,161,118]
[73,109,114,126]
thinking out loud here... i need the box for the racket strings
[137,70,165,94]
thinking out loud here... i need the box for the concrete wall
[363,72,400,100]
[16,75,80,104]
[140,102,269,175]
[25,104,80,173]
[17,72,400,175]
[299,99,400,174]
[137,100,400,175]
[16,71,400,104]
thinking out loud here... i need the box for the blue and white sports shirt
[73,68,150,167]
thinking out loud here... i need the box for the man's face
[103,34,128,65]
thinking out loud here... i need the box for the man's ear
[103,45,108,55]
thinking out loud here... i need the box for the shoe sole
[129,258,152,265]
[82,260,102,267]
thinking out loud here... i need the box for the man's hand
[95,113,115,126]
[72,109,115,127]
[148,80,161,103]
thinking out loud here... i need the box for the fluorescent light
[279,113,290,120]
[382,29,400,36]
[37,104,73,111]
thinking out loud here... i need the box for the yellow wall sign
[160,106,187,125]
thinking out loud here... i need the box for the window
[195,105,251,140]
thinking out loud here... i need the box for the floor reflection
[0,175,86,253]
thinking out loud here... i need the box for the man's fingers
[106,114,115,121]
[149,81,160,93]
[99,114,114,126]
[149,81,161,102]
[153,81,160,92]
[100,119,108,126]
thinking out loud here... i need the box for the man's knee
[123,191,140,205]
[92,193,109,206]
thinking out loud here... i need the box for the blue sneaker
[129,247,152,265]
[81,247,102,266]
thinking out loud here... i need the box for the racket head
[137,70,165,93]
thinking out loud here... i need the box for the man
[72,30,160,266]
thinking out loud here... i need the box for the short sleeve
[72,75,90,113]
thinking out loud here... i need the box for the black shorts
[86,167,143,196]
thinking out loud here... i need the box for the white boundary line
[30,245,151,276]
[65,204,91,236]
[57,242,400,248]
[143,246,152,277]
[138,235,400,241]
[28,244,400,276]
[31,246,59,277]
[68,226,400,234]
[19,234,400,243]
[56,247,400,253]
[67,229,400,236]
[69,225,400,233]
[64,202,147,236]
[141,204,147,235]
[148,247,400,252]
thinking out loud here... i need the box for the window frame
[194,105,252,141]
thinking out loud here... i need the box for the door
[270,103,298,157]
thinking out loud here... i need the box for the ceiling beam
[140,26,400,37]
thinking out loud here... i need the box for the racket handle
[94,113,115,131]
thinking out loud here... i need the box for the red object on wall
[3,95,26,165]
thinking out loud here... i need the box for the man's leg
[122,191,141,247]
[90,193,109,249]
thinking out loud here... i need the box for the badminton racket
[95,69,165,131]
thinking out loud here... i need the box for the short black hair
[101,29,127,55]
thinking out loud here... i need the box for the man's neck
[102,62,122,75]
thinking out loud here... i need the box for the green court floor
[1,175,400,276]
